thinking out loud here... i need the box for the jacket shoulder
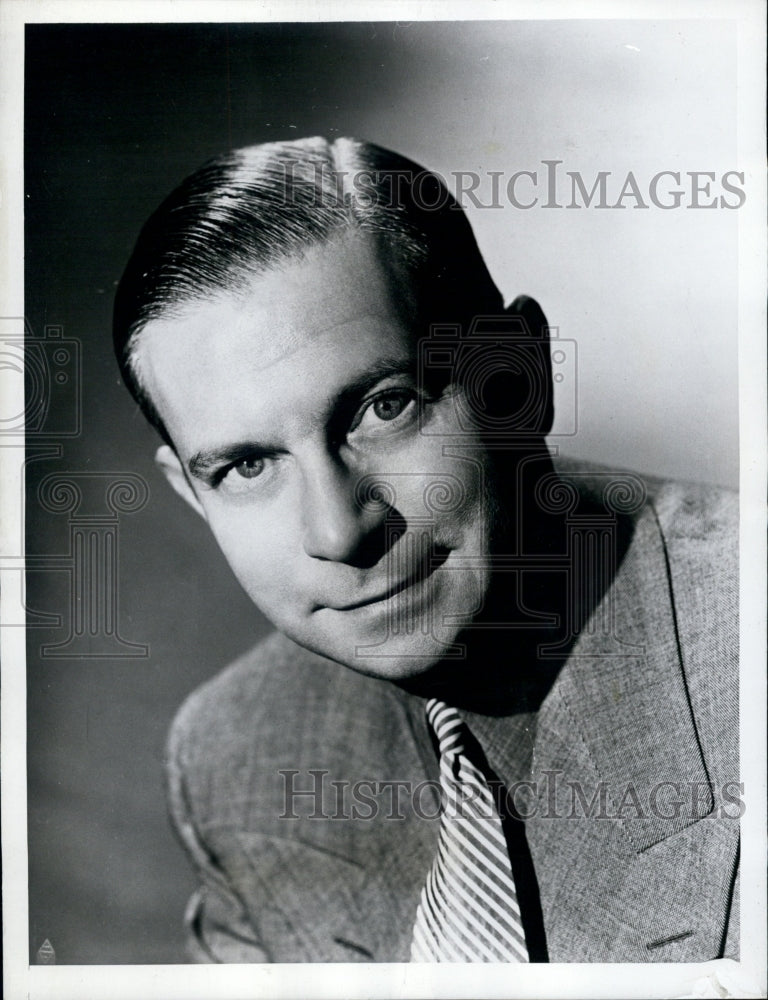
[165,628,415,839]
[649,476,737,555]
[166,630,335,770]
[554,454,737,571]
[641,475,738,650]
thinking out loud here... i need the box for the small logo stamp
[36,939,56,965]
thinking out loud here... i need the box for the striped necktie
[410,698,530,963]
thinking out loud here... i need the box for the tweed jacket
[165,463,739,963]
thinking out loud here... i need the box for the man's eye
[233,456,265,479]
[345,389,422,442]
[352,390,417,435]
[216,456,267,489]
[372,394,409,422]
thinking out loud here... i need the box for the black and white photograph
[1,2,765,998]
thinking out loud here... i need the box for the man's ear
[155,445,207,520]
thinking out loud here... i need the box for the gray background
[25,20,738,963]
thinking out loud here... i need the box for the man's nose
[300,455,398,566]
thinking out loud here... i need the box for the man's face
[138,232,500,681]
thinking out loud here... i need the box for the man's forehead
[140,230,417,363]
[133,231,422,449]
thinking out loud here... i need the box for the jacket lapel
[528,504,738,960]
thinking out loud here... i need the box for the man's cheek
[236,573,306,634]
[420,450,490,535]
[208,525,293,604]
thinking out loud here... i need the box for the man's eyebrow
[186,358,417,482]
[188,442,270,482]
[333,357,417,409]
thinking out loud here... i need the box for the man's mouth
[317,544,451,612]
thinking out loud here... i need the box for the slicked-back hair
[113,136,503,445]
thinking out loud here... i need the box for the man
[113,137,739,963]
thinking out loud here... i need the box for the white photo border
[2,1,765,998]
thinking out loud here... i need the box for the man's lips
[315,545,451,612]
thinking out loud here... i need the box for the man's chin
[339,645,463,683]
[293,627,465,684]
